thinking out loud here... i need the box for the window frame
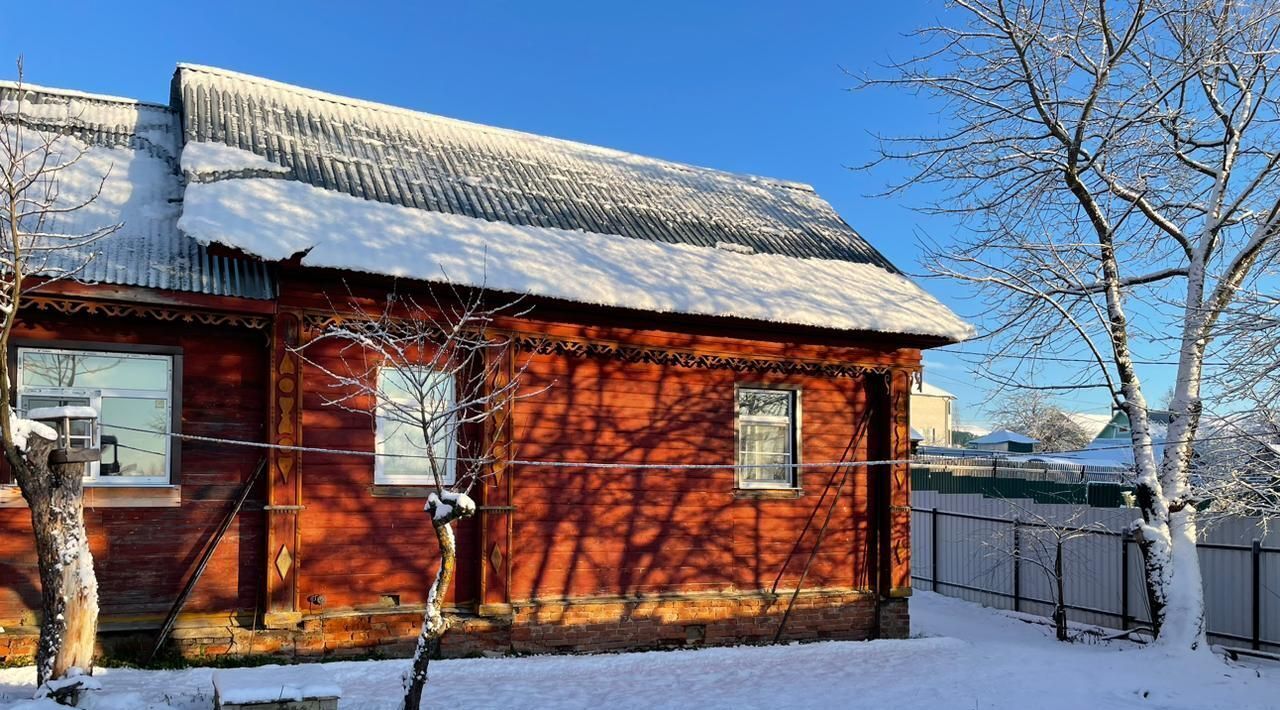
[734,383,802,490]
[373,365,458,486]
[12,341,182,487]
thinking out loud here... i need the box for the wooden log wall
[282,275,923,612]
[0,311,267,628]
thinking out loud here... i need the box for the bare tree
[300,283,537,710]
[1193,407,1280,526]
[1,58,121,698]
[989,391,1094,451]
[861,0,1280,650]
[983,501,1111,641]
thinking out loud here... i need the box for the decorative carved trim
[21,296,270,330]
[300,312,916,378]
[513,334,903,379]
[302,313,348,334]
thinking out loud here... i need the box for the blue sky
[2,0,1172,429]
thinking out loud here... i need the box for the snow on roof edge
[0,79,169,110]
[174,63,818,193]
[179,176,974,342]
[916,382,956,398]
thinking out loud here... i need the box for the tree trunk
[1054,539,1067,642]
[1133,481,1208,650]
[403,494,475,710]
[11,434,99,692]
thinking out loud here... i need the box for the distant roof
[969,428,1039,445]
[171,64,973,341]
[1067,412,1113,437]
[0,81,274,299]
[914,382,955,399]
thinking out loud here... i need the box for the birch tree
[301,285,534,710]
[861,0,1280,650]
[1,58,119,699]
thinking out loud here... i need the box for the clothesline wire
[96,422,1270,472]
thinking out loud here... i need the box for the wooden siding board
[0,314,266,626]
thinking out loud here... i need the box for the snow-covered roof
[1066,411,1113,438]
[171,64,972,341]
[968,428,1038,445]
[0,82,274,299]
[914,382,956,398]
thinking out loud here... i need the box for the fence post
[1012,518,1021,613]
[931,507,939,591]
[1252,538,1262,651]
[1120,529,1130,631]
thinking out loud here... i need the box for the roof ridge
[175,63,817,194]
[0,79,171,111]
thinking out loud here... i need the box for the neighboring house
[1096,408,1173,441]
[0,66,970,662]
[967,428,1039,453]
[910,381,955,447]
[1067,411,1113,441]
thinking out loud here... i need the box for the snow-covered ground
[2,592,1275,709]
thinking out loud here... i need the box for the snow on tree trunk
[11,431,100,691]
[402,492,476,710]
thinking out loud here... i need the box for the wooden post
[264,311,304,627]
[478,343,514,617]
[886,369,913,598]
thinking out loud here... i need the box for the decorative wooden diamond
[489,544,504,574]
[275,544,294,580]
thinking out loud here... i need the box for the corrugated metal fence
[911,489,1280,652]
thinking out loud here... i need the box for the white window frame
[735,386,800,490]
[374,366,457,486]
[16,347,175,486]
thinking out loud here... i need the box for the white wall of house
[911,383,955,447]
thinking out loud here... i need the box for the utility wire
[934,347,1234,367]
[100,422,1276,471]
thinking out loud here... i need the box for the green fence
[911,466,1132,508]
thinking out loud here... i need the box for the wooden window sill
[370,484,436,498]
[1,484,181,508]
[733,488,803,500]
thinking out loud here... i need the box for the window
[16,347,175,486]
[374,366,457,485]
[736,387,799,489]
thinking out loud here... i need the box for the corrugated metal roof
[0,82,274,300]
[173,64,898,270]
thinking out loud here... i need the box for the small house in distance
[967,428,1039,454]
[0,65,971,662]
[909,382,955,447]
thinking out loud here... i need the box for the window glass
[375,367,456,484]
[736,388,797,489]
[100,397,168,479]
[17,348,173,485]
[738,390,792,418]
[21,351,168,391]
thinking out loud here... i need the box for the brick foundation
[0,590,908,666]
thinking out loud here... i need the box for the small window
[736,387,799,489]
[17,347,175,486]
[374,366,457,485]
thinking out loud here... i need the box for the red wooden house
[0,65,970,662]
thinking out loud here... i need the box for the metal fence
[911,489,1280,652]
[914,451,1134,484]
